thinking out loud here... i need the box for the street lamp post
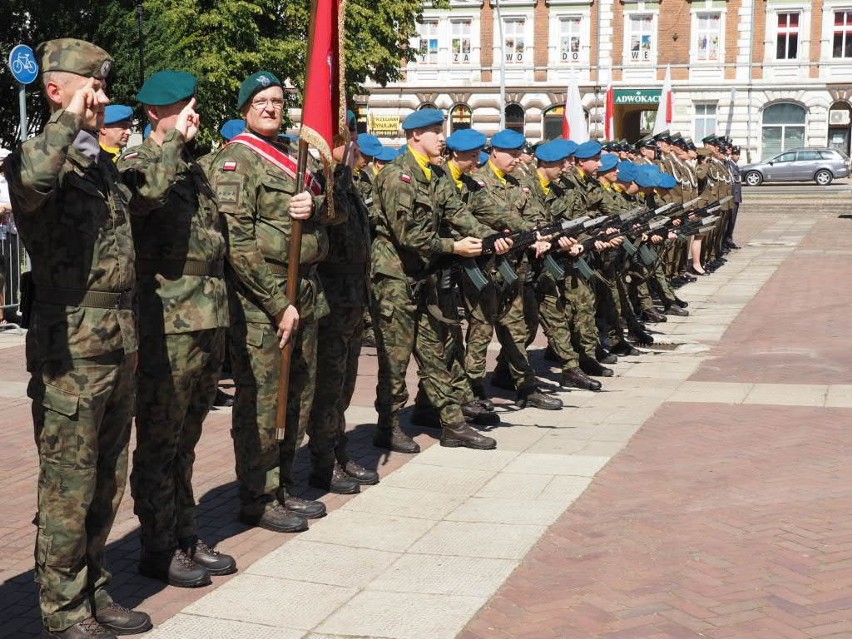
[495,0,506,130]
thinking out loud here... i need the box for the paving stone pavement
[1,197,848,639]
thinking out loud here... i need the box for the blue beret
[446,128,486,152]
[357,134,383,157]
[103,104,133,125]
[347,109,357,129]
[599,153,619,173]
[491,129,526,150]
[617,161,637,183]
[220,119,245,141]
[635,165,661,188]
[554,139,579,157]
[658,173,678,189]
[535,140,569,162]
[237,71,283,110]
[575,140,603,160]
[375,146,399,162]
[402,109,444,130]
[137,70,197,106]
[479,151,489,165]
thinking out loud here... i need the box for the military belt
[37,287,134,310]
[136,258,224,277]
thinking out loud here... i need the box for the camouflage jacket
[3,109,136,365]
[208,137,341,324]
[372,148,493,281]
[467,162,542,231]
[118,130,228,335]
[566,169,607,218]
[354,168,378,230]
[319,164,371,308]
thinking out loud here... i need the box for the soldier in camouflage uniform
[372,109,507,452]
[306,135,380,494]
[209,71,332,533]
[118,70,236,588]
[2,39,151,639]
[464,130,562,410]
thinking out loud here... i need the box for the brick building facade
[353,0,852,162]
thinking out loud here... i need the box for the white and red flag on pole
[604,85,615,139]
[652,65,673,135]
[562,72,589,142]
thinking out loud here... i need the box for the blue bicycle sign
[8,44,39,85]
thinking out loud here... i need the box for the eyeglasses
[250,98,285,111]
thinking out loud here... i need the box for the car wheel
[744,171,763,186]
[814,169,833,186]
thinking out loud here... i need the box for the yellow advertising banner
[369,114,400,136]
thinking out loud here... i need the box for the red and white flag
[300,0,347,169]
[652,65,673,135]
[604,85,615,140]
[562,73,589,142]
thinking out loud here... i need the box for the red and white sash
[228,132,323,196]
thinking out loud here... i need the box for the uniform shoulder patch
[215,180,242,207]
[522,186,530,193]
[401,174,412,183]
[222,161,238,172]
[476,180,487,188]
[122,152,139,160]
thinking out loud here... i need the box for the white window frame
[774,11,801,60]
[557,15,584,65]
[416,19,441,65]
[691,10,724,63]
[624,12,658,64]
[693,103,718,142]
[503,16,528,65]
[832,9,852,58]
[450,17,474,65]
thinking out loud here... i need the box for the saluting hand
[67,77,106,123]
[289,191,313,220]
[175,98,200,142]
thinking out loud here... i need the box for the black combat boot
[469,380,494,411]
[180,537,238,576]
[95,602,153,635]
[308,463,361,494]
[282,495,327,519]
[373,419,420,454]
[610,340,641,357]
[561,368,602,391]
[462,401,500,426]
[543,345,563,363]
[516,386,563,410]
[440,422,497,450]
[343,460,380,485]
[595,346,618,365]
[489,366,515,391]
[42,618,117,639]
[662,303,689,316]
[579,357,614,378]
[409,403,441,429]
[640,308,667,323]
[239,502,308,533]
[139,547,211,588]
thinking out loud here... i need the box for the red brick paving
[460,209,852,638]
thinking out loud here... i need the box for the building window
[776,12,800,60]
[418,19,440,65]
[695,12,722,62]
[451,19,472,65]
[503,18,526,64]
[542,106,565,140]
[694,104,717,141]
[559,16,582,64]
[450,104,472,132]
[761,102,806,159]
[627,14,655,63]
[505,104,525,134]
[834,11,852,58]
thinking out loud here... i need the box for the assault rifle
[480,215,593,257]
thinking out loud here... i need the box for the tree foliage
[0,0,438,150]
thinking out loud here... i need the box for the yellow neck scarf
[448,161,464,191]
[408,145,432,181]
[488,161,506,185]
[537,171,551,196]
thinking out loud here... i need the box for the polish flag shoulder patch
[222,161,238,172]
[522,187,530,193]
[476,180,486,188]
[401,174,412,183]
[123,152,139,160]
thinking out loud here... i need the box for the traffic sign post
[8,44,39,142]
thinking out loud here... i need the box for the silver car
[740,147,850,186]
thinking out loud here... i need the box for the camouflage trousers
[130,329,225,553]
[309,306,364,470]
[230,314,318,513]
[464,282,536,391]
[30,351,136,632]
[373,274,465,427]
[563,271,599,359]
[533,275,580,370]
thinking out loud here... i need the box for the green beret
[237,71,283,110]
[137,70,197,106]
[37,38,113,80]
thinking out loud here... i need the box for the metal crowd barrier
[0,225,27,334]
